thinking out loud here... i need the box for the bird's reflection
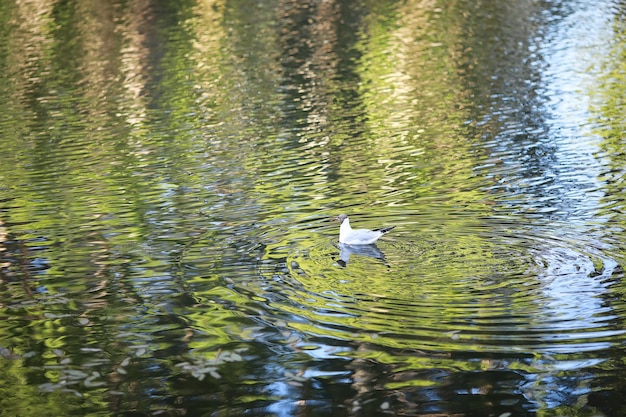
[336,243,388,268]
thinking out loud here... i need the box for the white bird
[335,214,395,245]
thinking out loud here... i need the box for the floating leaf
[64,370,89,380]
[60,388,83,397]
[38,382,60,393]
[285,371,307,383]
[0,347,19,359]
[84,375,106,388]
[80,348,102,353]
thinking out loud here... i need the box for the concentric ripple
[251,225,624,357]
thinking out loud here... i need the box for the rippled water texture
[1,0,625,416]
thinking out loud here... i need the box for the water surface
[1,0,625,416]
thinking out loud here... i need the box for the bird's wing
[344,228,383,244]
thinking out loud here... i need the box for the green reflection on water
[0,0,624,415]
[590,7,626,257]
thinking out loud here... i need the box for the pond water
[1,0,625,415]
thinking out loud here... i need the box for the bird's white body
[336,214,395,245]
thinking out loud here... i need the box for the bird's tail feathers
[376,226,395,234]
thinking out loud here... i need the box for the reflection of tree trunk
[17,238,33,296]
[345,355,429,416]
[345,357,391,414]
[345,351,530,416]
[0,219,9,273]
[277,0,341,135]
[0,219,34,296]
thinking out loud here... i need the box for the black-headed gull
[335,214,395,245]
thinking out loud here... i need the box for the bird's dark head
[335,214,348,223]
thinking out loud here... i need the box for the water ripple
[239,223,626,359]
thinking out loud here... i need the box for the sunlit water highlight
[0,0,625,416]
